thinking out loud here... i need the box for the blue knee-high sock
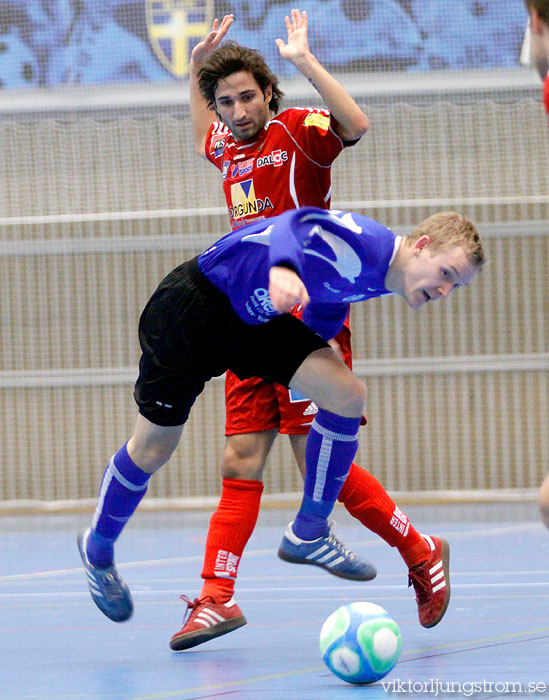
[292,409,361,541]
[86,443,151,567]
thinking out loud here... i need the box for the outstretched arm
[189,14,234,158]
[275,9,368,141]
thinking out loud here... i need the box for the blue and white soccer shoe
[77,529,133,622]
[278,521,377,581]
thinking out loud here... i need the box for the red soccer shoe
[408,535,451,628]
[169,595,247,651]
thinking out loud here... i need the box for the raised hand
[191,14,234,67]
[275,9,311,65]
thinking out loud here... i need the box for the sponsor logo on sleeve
[212,138,226,158]
[303,112,330,130]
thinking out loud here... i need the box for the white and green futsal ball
[319,602,401,684]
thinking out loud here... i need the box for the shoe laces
[325,528,356,561]
[95,567,126,599]
[179,594,214,625]
[408,562,431,605]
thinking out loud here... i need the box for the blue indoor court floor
[1,503,548,700]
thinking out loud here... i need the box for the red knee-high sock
[200,478,264,603]
[338,463,429,568]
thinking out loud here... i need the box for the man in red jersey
[170,10,450,651]
[525,0,549,524]
[525,0,549,118]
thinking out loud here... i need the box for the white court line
[3,569,549,587]
[0,554,204,582]
[0,521,541,583]
[2,592,549,611]
[2,581,549,599]
[2,579,549,601]
[334,521,541,550]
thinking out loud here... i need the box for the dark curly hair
[198,40,284,114]
[525,0,549,24]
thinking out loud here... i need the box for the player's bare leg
[170,430,276,649]
[222,430,278,481]
[290,430,448,624]
[127,415,184,474]
[278,349,376,579]
[288,433,307,479]
[171,356,375,651]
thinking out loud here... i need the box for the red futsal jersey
[205,108,349,229]
[204,108,360,435]
[544,72,549,119]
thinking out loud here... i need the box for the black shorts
[134,257,328,426]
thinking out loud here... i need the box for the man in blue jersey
[78,206,485,625]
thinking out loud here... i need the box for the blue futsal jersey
[198,207,400,341]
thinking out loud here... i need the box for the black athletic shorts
[133,256,328,427]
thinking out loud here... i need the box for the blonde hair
[407,211,485,267]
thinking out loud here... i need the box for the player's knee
[350,376,367,409]
[128,437,178,473]
[326,375,366,417]
[221,435,266,480]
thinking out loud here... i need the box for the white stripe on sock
[92,470,113,531]
[310,419,359,442]
[312,436,332,502]
[108,456,148,492]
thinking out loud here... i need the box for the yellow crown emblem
[146,0,214,77]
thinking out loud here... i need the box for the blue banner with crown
[0,0,528,89]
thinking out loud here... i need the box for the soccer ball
[319,602,401,685]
